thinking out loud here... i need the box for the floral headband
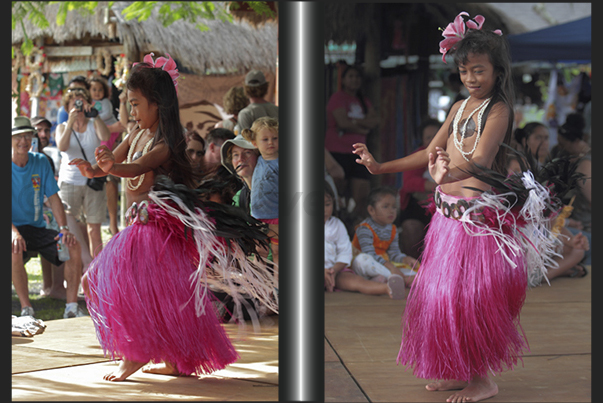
[133,52,180,93]
[439,12,503,63]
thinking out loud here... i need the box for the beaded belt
[434,188,474,220]
[125,200,149,226]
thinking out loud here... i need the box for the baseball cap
[245,70,267,87]
[31,116,52,128]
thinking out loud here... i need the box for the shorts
[58,181,107,224]
[330,152,372,181]
[16,225,62,266]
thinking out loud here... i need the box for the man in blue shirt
[12,116,83,318]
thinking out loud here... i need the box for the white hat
[12,116,37,136]
[220,134,256,175]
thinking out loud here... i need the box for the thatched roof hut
[12,1,278,75]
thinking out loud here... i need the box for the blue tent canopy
[507,16,591,63]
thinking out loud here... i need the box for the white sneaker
[63,304,86,318]
[20,306,35,317]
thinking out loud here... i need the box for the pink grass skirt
[397,188,529,381]
[85,202,238,376]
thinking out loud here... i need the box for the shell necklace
[126,128,155,191]
[453,96,492,162]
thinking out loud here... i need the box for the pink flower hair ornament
[439,12,503,63]
[133,52,180,93]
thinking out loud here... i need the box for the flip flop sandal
[387,274,406,300]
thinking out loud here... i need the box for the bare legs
[426,375,498,402]
[335,271,389,295]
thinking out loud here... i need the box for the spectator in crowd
[506,154,589,280]
[215,86,249,133]
[203,128,235,170]
[57,76,90,125]
[12,116,84,318]
[513,122,550,164]
[325,64,380,224]
[237,70,278,131]
[31,116,56,174]
[221,134,259,215]
[351,187,417,291]
[551,113,591,267]
[324,181,405,299]
[184,129,206,174]
[242,117,280,267]
[31,116,66,298]
[55,87,111,259]
[397,119,439,258]
[89,76,124,236]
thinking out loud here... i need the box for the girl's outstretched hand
[352,143,381,175]
[68,158,95,178]
[428,147,450,184]
[95,145,115,173]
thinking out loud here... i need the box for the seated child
[351,187,418,288]
[324,182,405,299]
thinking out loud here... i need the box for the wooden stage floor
[325,271,591,402]
[12,316,278,401]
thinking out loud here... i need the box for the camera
[74,99,99,118]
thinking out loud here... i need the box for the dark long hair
[341,64,368,114]
[126,63,197,188]
[453,29,515,174]
[514,122,546,145]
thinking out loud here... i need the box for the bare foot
[142,361,188,377]
[104,359,147,382]
[426,379,468,391]
[446,376,498,402]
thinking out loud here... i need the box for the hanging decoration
[24,46,46,98]
[24,46,46,71]
[12,48,23,74]
[96,48,113,76]
[25,71,44,98]
[113,53,130,89]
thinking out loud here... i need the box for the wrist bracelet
[59,225,69,231]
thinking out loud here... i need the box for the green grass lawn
[11,226,114,321]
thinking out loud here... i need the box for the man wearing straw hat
[12,116,84,319]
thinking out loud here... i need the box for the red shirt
[325,90,373,154]
[399,146,429,210]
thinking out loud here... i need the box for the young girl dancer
[70,53,277,382]
[354,13,559,402]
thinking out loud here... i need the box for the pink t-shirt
[325,91,372,154]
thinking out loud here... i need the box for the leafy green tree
[13,1,275,57]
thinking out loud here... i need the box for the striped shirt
[354,217,406,265]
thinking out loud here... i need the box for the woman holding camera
[56,87,110,260]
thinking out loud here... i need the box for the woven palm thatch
[12,2,277,75]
